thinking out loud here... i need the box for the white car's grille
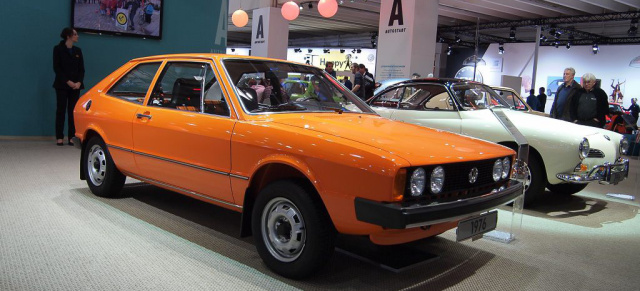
[587,149,605,158]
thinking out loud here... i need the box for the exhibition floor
[1,140,638,291]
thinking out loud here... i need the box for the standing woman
[53,27,84,146]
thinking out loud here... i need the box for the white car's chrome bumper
[556,158,629,185]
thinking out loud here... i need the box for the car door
[100,61,162,174]
[381,84,462,134]
[132,60,236,203]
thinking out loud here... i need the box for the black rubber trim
[354,180,523,229]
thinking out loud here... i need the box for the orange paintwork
[74,54,515,243]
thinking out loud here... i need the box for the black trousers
[55,89,80,140]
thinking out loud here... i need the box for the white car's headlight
[492,159,503,181]
[410,168,426,196]
[619,138,629,155]
[502,157,511,179]
[430,166,445,194]
[579,138,590,160]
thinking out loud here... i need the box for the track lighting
[592,43,599,54]
[356,49,362,53]
[553,41,559,48]
[539,34,547,42]
[231,48,235,52]
[294,48,302,53]
[455,33,461,43]
[340,49,345,53]
[308,49,313,53]
[566,42,571,50]
[323,49,330,53]
[438,37,445,43]
[351,48,356,53]
[498,43,504,54]
[629,19,638,36]
[509,27,516,40]
[446,45,452,56]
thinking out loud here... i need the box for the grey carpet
[0,140,638,290]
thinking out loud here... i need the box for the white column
[375,0,439,81]
[250,7,289,60]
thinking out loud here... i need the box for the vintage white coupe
[369,79,630,205]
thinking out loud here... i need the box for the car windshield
[450,83,507,111]
[492,88,528,111]
[223,59,374,114]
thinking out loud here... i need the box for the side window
[369,87,403,108]
[399,85,452,111]
[107,62,161,104]
[148,62,211,112]
[203,78,231,117]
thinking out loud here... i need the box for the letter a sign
[256,15,264,39]
[388,0,403,26]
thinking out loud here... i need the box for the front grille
[404,157,510,202]
[587,149,605,158]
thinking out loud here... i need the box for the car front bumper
[556,158,629,185]
[354,180,523,229]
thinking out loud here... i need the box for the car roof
[130,53,310,67]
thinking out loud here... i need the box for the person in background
[144,1,154,24]
[351,63,364,100]
[325,61,336,78]
[550,67,581,121]
[343,76,352,90]
[361,65,375,100]
[53,27,85,146]
[126,0,140,31]
[625,98,639,121]
[411,73,421,79]
[526,89,541,111]
[570,73,608,128]
[537,87,547,112]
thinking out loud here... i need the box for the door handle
[136,113,152,120]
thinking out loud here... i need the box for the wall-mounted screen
[72,0,163,39]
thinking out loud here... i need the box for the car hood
[499,109,614,137]
[266,113,513,166]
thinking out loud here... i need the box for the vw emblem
[469,167,479,184]
[604,135,610,141]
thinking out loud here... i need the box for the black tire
[84,136,126,197]
[251,180,336,279]
[505,146,546,207]
[547,183,588,195]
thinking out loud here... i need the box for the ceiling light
[308,2,313,9]
[498,43,504,54]
[554,41,559,48]
[455,32,461,43]
[566,42,571,50]
[628,19,638,36]
[339,0,344,4]
[509,27,516,40]
[308,49,313,53]
[592,43,599,54]
[356,49,362,53]
[340,49,345,53]
[446,45,452,56]
[231,48,235,52]
[323,49,330,53]
[540,34,547,42]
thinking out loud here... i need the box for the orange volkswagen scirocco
[73,54,523,278]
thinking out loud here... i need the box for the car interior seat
[238,86,259,111]
[170,78,202,110]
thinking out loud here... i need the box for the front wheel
[547,183,588,195]
[84,136,125,197]
[252,180,335,279]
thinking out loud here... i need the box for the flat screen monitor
[72,0,163,39]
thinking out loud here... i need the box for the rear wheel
[252,180,335,279]
[85,136,125,197]
[547,183,588,195]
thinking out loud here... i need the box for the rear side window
[107,62,161,104]
[369,87,403,108]
[399,84,453,111]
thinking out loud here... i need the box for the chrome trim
[106,144,250,180]
[587,149,605,158]
[126,173,243,209]
[556,158,629,184]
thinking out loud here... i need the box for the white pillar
[375,0,439,81]
[250,7,289,60]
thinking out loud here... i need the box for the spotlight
[566,42,571,50]
[308,2,313,9]
[356,49,362,53]
[351,48,356,53]
[300,4,303,10]
[539,34,547,42]
[438,37,445,43]
[294,48,302,53]
[323,49,330,53]
[340,49,345,53]
[553,41,559,48]
[455,33,461,43]
[509,27,516,40]
[308,49,313,53]
[628,19,638,36]
[498,43,504,54]
[339,0,344,4]
[231,48,235,52]
[554,30,562,39]
[592,43,599,54]
[446,45,452,56]
[549,28,556,36]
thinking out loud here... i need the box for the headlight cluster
[579,138,590,160]
[409,166,445,196]
[492,157,512,181]
[619,138,629,155]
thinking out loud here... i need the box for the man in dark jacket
[570,73,608,128]
[526,89,541,111]
[537,87,547,112]
[550,67,581,121]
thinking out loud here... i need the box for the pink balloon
[281,1,300,21]
[318,0,338,18]
[231,9,248,27]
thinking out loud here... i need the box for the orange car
[73,54,522,278]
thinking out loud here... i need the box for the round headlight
[502,157,511,179]
[620,138,629,155]
[430,166,445,194]
[579,138,590,160]
[410,168,426,196]
[492,159,503,181]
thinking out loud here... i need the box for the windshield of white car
[451,84,507,111]
[223,59,374,114]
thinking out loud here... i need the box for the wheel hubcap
[261,197,306,262]
[87,144,107,186]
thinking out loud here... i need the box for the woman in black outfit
[53,27,84,146]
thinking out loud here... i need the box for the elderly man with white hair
[569,73,609,128]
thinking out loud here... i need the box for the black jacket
[550,81,581,121]
[53,41,85,90]
[570,87,609,128]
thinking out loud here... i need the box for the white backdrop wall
[480,43,639,113]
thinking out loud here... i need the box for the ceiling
[227,0,640,48]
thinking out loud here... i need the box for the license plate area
[607,171,625,184]
[456,211,498,242]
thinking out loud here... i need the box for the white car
[369,79,630,205]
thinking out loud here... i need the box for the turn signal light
[392,169,407,201]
